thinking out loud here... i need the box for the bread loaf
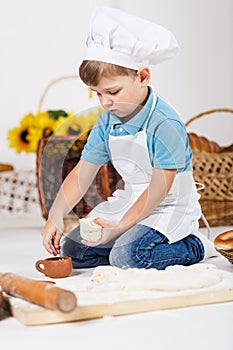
[188,132,221,153]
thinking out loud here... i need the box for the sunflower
[7,113,35,153]
[53,107,104,138]
[32,111,55,135]
[8,111,57,153]
[27,111,56,152]
[53,112,78,136]
[8,107,104,153]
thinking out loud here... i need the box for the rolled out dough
[91,264,224,291]
[79,218,102,242]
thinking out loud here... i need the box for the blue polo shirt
[81,86,192,172]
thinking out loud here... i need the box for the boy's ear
[137,67,150,86]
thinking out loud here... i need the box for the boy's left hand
[81,218,123,246]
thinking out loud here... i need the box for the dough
[91,264,223,291]
[79,218,102,242]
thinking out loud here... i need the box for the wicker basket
[186,108,233,227]
[36,76,123,222]
[216,249,233,264]
[36,135,123,220]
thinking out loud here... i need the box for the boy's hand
[81,218,123,247]
[41,218,64,256]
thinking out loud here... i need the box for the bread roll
[214,230,233,251]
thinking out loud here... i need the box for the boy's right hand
[41,218,64,256]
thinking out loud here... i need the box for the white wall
[1,0,232,169]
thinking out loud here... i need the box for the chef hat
[83,6,179,70]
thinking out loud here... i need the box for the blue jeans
[61,224,204,270]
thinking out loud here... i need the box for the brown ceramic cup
[35,256,72,278]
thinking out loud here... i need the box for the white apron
[88,96,209,245]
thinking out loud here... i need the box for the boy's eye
[96,90,120,97]
[109,90,120,95]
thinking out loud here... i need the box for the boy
[41,7,216,269]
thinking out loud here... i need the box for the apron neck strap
[143,93,157,131]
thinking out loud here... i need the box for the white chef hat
[83,6,179,70]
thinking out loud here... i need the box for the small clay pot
[35,256,72,278]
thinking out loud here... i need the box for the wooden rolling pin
[0,273,77,313]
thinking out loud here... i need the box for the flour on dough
[91,264,223,291]
[79,218,102,242]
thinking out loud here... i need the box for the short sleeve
[152,119,188,169]
[81,114,110,165]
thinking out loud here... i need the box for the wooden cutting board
[9,287,233,326]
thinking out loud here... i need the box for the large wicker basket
[186,108,233,227]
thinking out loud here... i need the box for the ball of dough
[79,218,102,242]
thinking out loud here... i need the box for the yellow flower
[53,112,78,136]
[33,111,55,136]
[8,111,57,153]
[8,107,104,154]
[26,128,43,153]
[7,113,35,153]
[53,108,104,138]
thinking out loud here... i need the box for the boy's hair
[79,60,137,86]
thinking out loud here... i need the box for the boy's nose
[101,96,113,108]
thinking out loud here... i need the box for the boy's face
[90,73,149,120]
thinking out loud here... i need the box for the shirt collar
[110,86,156,134]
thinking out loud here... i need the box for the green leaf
[48,110,68,120]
